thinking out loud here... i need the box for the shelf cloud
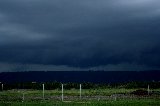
[0,0,160,71]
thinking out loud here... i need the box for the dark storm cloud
[0,0,160,71]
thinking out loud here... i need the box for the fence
[0,83,159,102]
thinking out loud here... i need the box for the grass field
[0,88,160,106]
[0,88,135,96]
[0,99,160,106]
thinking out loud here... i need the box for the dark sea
[0,71,160,83]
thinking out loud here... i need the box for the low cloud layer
[0,0,160,71]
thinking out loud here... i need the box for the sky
[0,0,160,72]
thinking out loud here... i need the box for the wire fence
[0,89,160,102]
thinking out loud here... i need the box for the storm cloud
[0,0,160,71]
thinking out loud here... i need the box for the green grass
[0,88,135,101]
[0,99,160,106]
[0,88,160,106]
[81,88,135,96]
[0,88,135,96]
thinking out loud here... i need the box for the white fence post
[2,84,3,91]
[62,84,64,101]
[80,84,82,99]
[43,84,44,100]
[22,92,25,102]
[148,84,150,95]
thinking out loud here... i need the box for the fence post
[2,84,3,91]
[43,84,44,100]
[22,92,25,102]
[114,95,117,101]
[148,85,150,95]
[80,84,82,99]
[62,84,64,101]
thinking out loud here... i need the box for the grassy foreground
[0,99,160,106]
[0,88,135,97]
[0,88,160,106]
